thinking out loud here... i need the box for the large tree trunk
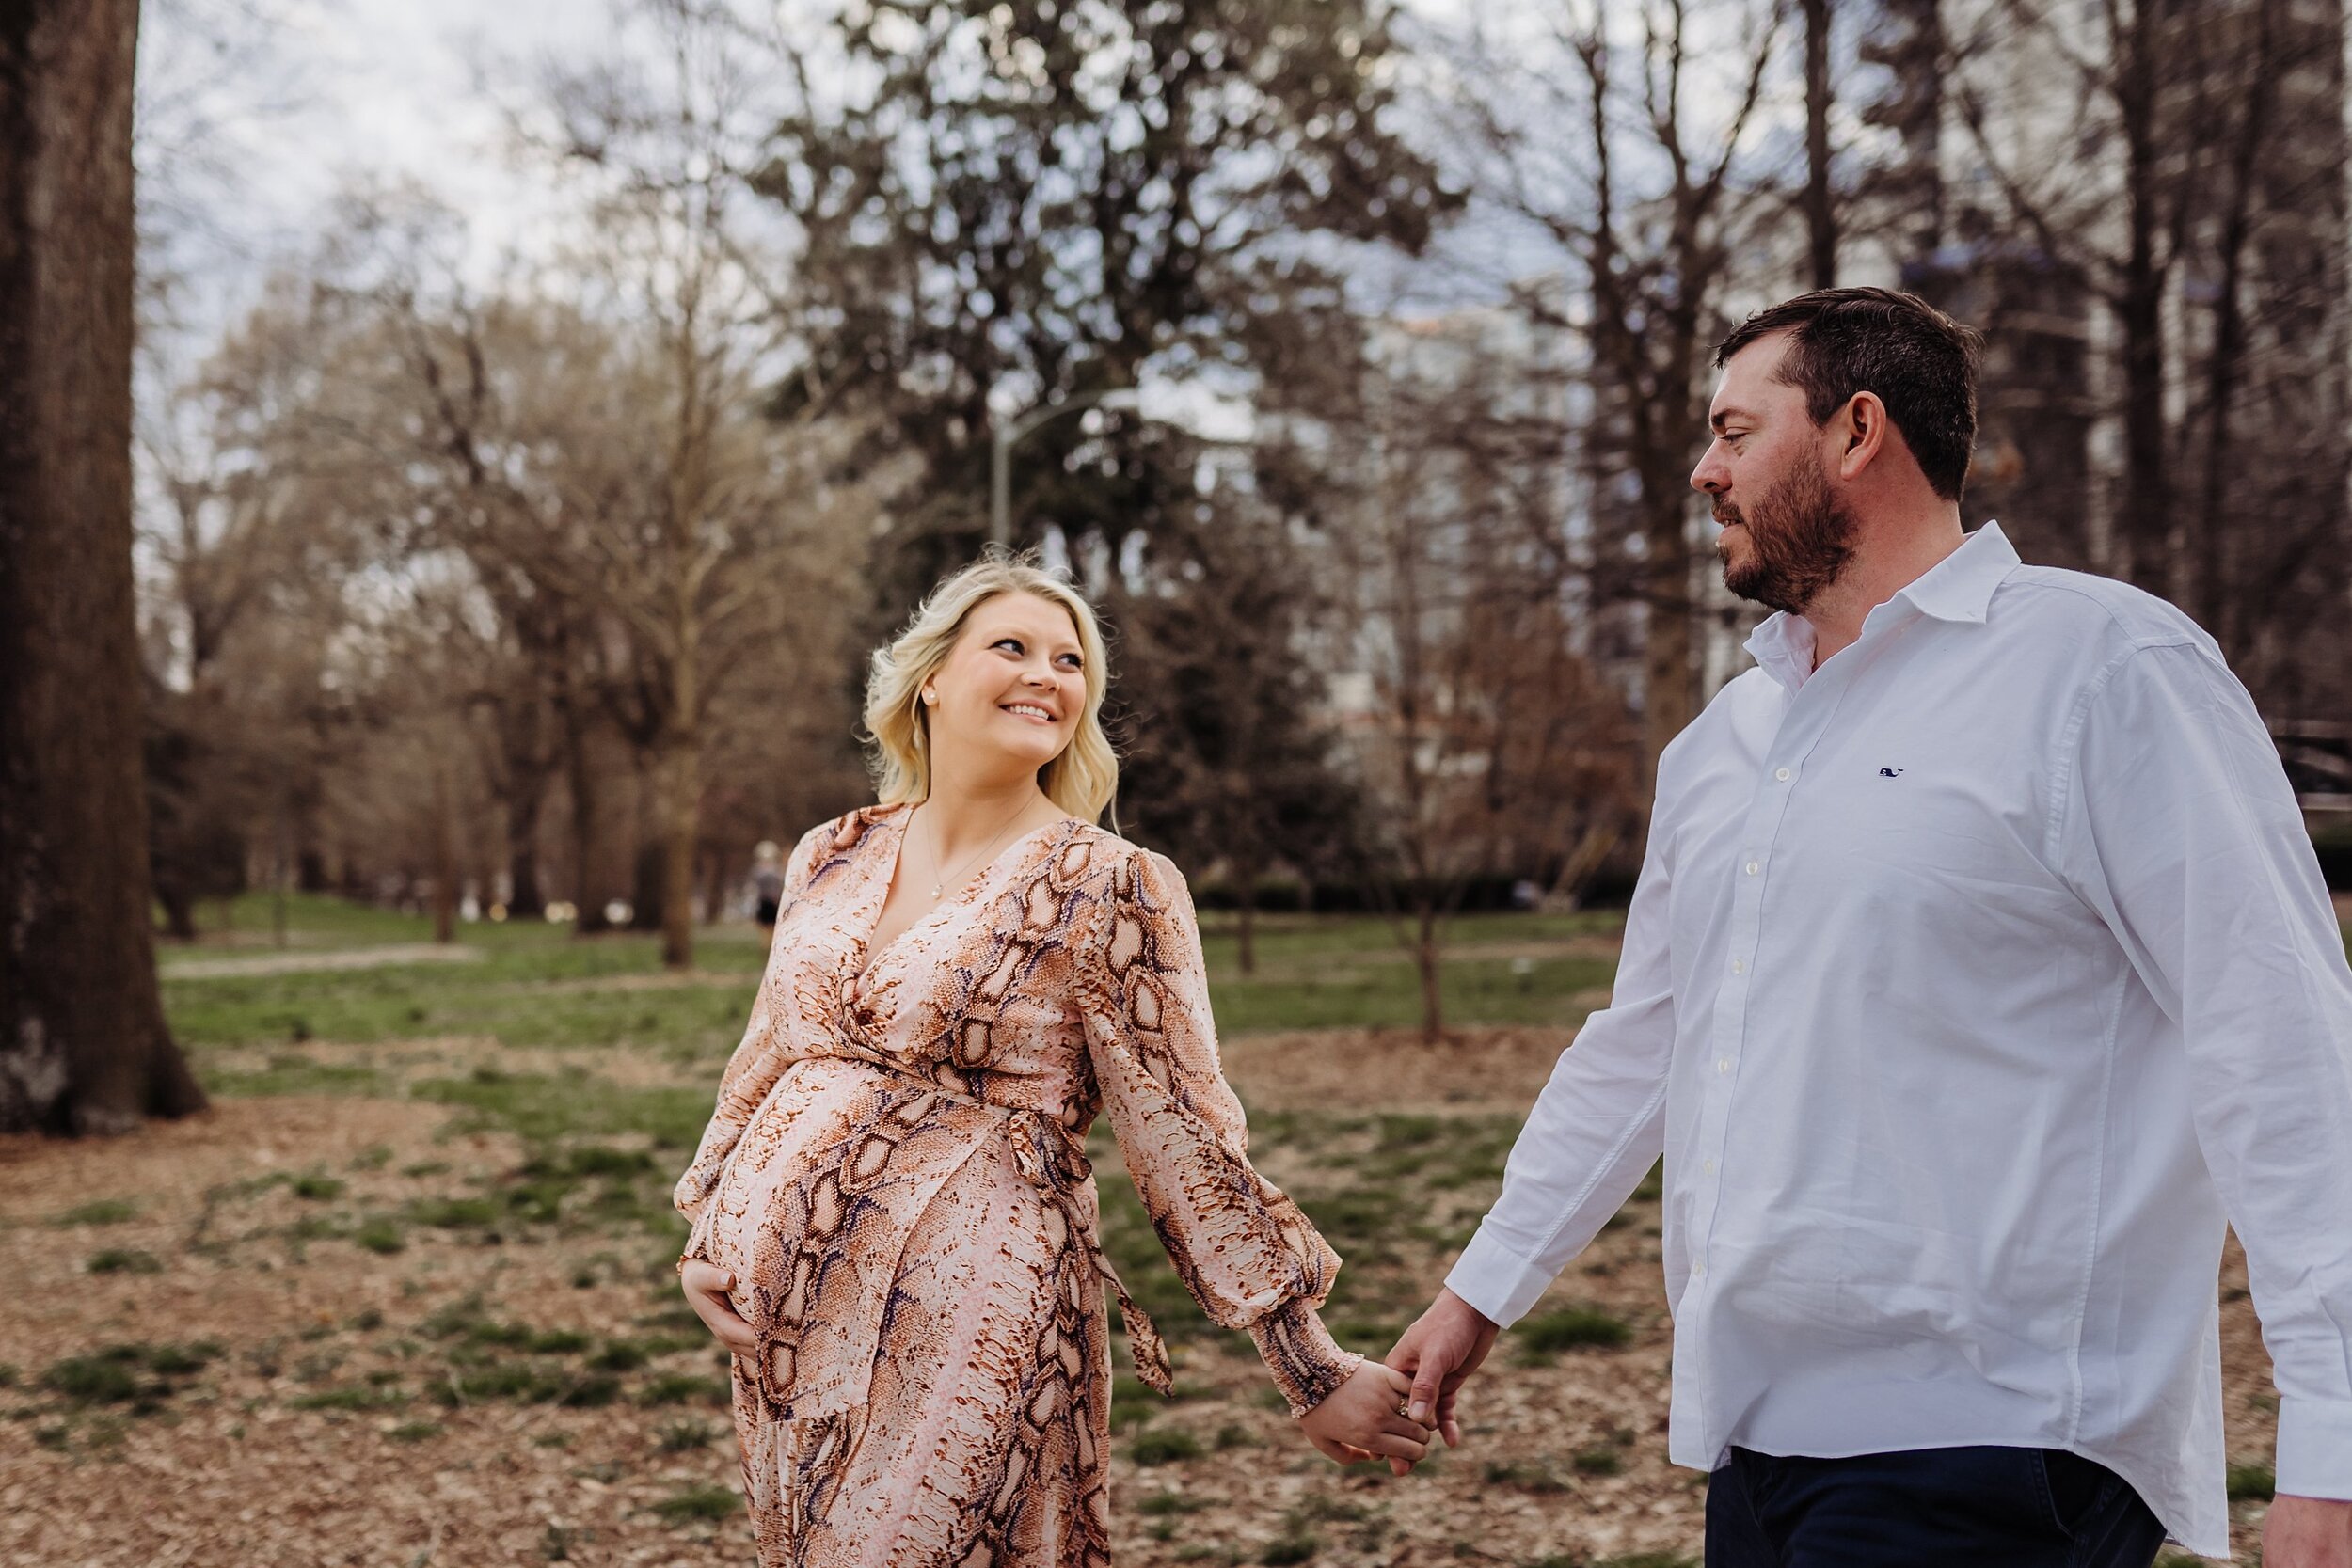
[0,0,206,1134]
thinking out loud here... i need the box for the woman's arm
[1079,847,1430,1463]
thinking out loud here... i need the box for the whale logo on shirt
[1879,767,1904,778]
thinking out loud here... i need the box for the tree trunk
[505,771,547,919]
[1234,860,1258,977]
[658,731,698,969]
[429,763,457,945]
[1414,898,1444,1043]
[1640,483,1698,799]
[561,693,612,934]
[1804,0,1837,289]
[700,845,726,926]
[0,0,207,1134]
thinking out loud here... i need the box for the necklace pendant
[929,883,942,900]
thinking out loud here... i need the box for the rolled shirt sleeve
[2059,637,2352,1500]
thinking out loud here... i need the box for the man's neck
[1801,506,1968,668]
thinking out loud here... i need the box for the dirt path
[161,944,488,980]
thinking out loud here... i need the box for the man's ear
[1836,391,1891,481]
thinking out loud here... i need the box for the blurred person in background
[748,840,785,932]
[1389,289,2352,1568]
[671,550,1429,1566]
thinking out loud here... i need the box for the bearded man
[1388,288,2352,1568]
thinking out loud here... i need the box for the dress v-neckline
[851,807,1078,984]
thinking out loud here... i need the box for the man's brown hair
[1713,287,1983,501]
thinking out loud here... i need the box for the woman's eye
[1057,655,1082,670]
[993,638,1023,654]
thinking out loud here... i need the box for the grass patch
[50,1198,137,1227]
[40,1342,219,1409]
[1484,1459,1571,1493]
[293,1173,347,1201]
[648,1484,740,1523]
[657,1418,719,1453]
[1517,1306,1632,1358]
[1131,1429,1205,1465]
[1260,1529,1318,1565]
[637,1372,730,1407]
[2226,1462,2275,1501]
[407,1196,502,1230]
[87,1247,162,1275]
[288,1386,408,1412]
[355,1218,405,1255]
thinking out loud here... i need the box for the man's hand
[2265,1495,2352,1567]
[1383,1288,1501,1471]
[680,1259,758,1355]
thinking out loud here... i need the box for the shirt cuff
[2275,1397,2352,1501]
[1249,1298,1362,1418]
[1445,1224,1560,1329]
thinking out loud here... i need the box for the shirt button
[1775,768,1791,782]
[1744,861,1760,876]
[1732,958,1745,974]
[1703,1158,1716,1174]
[1716,1057,1730,1075]
[1692,1260,1708,1277]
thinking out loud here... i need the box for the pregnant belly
[701,1057,1081,1421]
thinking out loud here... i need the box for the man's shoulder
[1656,669,1778,794]
[1992,562,2214,658]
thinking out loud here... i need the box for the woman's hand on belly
[681,1260,759,1355]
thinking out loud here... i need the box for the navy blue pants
[1704,1446,2169,1567]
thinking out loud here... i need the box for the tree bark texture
[0,0,207,1133]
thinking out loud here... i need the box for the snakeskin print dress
[674,804,1360,1568]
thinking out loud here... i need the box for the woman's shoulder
[1057,823,1191,905]
[796,801,907,866]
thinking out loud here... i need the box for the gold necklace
[921,799,1037,901]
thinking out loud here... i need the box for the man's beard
[1715,458,1857,614]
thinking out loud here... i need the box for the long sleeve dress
[673,803,1360,1568]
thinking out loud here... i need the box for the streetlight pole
[989,386,1139,545]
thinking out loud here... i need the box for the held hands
[679,1259,758,1356]
[1380,1288,1502,1473]
[1297,1361,1437,1467]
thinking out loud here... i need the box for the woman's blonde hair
[862,548,1118,822]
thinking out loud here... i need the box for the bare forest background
[6,0,2350,1135]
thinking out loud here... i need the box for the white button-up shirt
[1447,522,2352,1555]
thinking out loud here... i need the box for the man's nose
[1691,450,1726,495]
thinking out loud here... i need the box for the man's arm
[1389,805,1680,1448]
[2060,639,2352,1560]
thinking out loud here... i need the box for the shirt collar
[1742,521,2020,692]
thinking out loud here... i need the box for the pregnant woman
[672,552,1428,1566]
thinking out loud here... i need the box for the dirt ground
[0,1028,2279,1568]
